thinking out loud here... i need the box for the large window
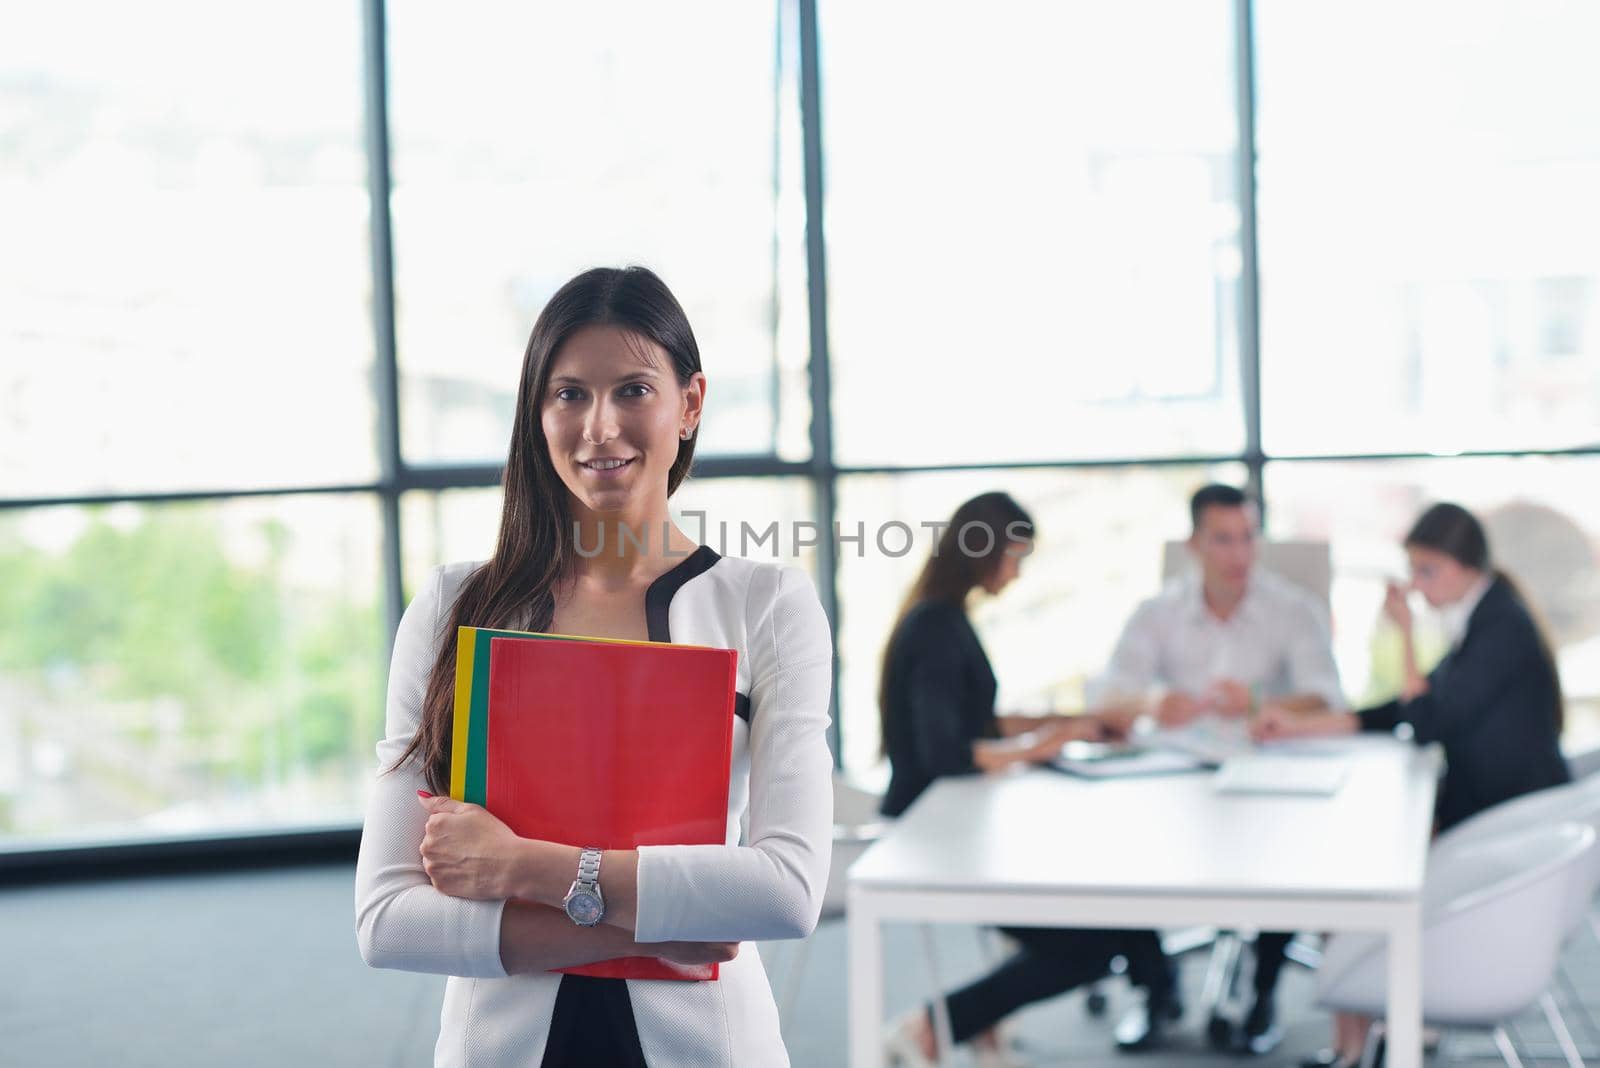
[387,0,811,465]
[0,498,383,843]
[821,0,1244,466]
[6,1,1600,851]
[1,2,379,848]
[1255,0,1600,456]
[0,2,375,499]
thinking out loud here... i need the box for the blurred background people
[879,491,1161,1066]
[1091,483,1346,1054]
[1253,502,1570,1068]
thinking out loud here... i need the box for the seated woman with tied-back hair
[1252,501,1570,1068]
[354,266,835,1067]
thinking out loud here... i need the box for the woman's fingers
[414,797,522,899]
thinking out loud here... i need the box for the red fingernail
[417,790,433,798]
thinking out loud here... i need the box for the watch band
[578,847,602,886]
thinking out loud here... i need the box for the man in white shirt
[1093,484,1346,1056]
[1095,486,1344,725]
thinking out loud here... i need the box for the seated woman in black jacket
[880,491,1168,1066]
[1252,501,1570,1068]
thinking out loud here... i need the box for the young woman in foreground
[354,267,833,1066]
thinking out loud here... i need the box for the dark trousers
[940,927,1173,1045]
[1251,930,1293,1000]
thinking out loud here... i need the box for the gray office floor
[3,862,1598,1066]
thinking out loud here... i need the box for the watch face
[566,890,603,926]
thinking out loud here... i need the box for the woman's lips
[579,457,636,478]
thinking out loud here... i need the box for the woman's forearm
[1322,709,1361,735]
[1399,627,1427,699]
[506,840,640,933]
[973,738,1023,772]
[994,713,1070,737]
[497,902,736,975]
[499,901,642,974]
[1270,694,1323,713]
[973,728,1061,772]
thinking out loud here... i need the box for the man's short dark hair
[1190,483,1250,533]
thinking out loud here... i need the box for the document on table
[1050,740,1210,779]
[1147,719,1255,765]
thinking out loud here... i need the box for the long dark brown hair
[877,492,1035,753]
[393,266,703,792]
[1405,502,1566,732]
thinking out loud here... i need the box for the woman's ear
[681,372,707,427]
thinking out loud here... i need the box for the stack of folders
[450,625,738,981]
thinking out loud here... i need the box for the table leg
[849,892,885,1068]
[1385,903,1423,1068]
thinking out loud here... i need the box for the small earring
[680,426,693,440]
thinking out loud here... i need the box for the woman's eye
[620,383,651,398]
[554,387,582,402]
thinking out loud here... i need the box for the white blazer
[354,548,834,1066]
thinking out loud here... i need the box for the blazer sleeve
[1357,605,1539,746]
[353,565,510,977]
[901,614,983,778]
[1357,698,1403,734]
[632,565,834,944]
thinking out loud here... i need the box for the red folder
[485,635,737,981]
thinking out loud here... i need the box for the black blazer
[880,600,1000,818]
[1359,576,1569,831]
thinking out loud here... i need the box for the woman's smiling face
[540,324,704,519]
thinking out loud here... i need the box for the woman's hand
[1048,715,1110,745]
[1382,580,1414,630]
[1248,705,1302,743]
[417,793,528,900]
[1089,702,1143,741]
[1249,705,1357,744]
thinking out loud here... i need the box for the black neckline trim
[643,545,720,643]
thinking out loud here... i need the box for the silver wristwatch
[562,847,605,926]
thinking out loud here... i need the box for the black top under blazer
[880,600,1001,818]
[1358,576,1569,831]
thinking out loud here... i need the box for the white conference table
[847,736,1439,1067]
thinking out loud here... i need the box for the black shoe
[1114,994,1182,1052]
[1238,996,1283,1056]
[1206,1011,1235,1051]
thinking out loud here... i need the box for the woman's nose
[581,399,617,445]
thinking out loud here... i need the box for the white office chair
[1431,777,1600,928]
[1317,822,1598,1068]
[1567,744,1600,782]
[1429,776,1600,1056]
